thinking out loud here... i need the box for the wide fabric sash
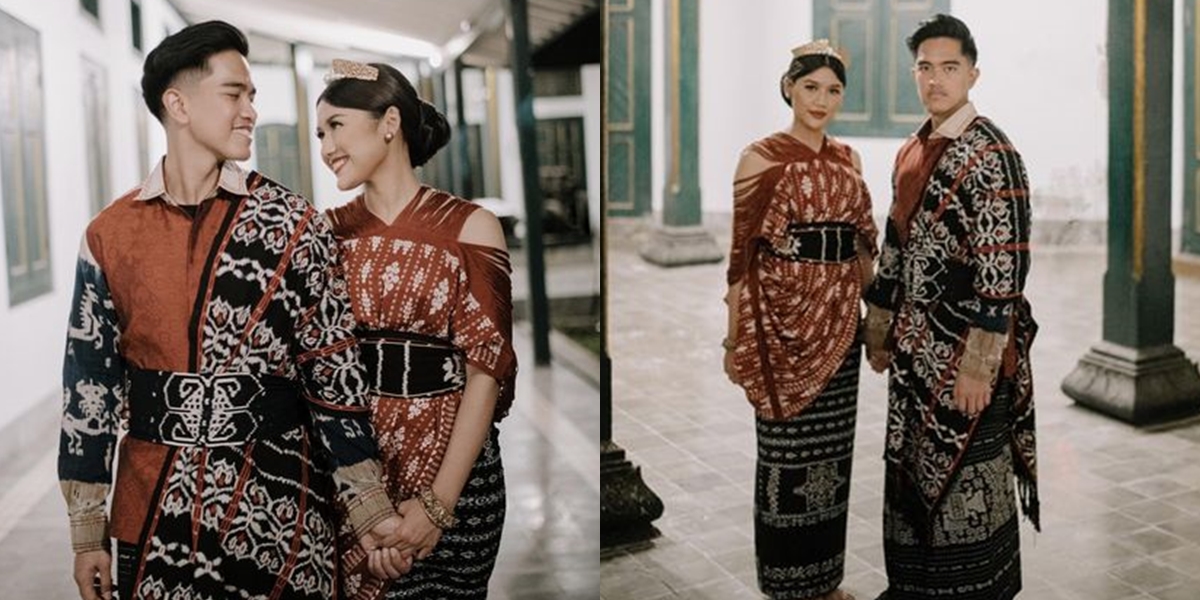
[764,222,858,264]
[127,367,304,447]
[355,330,467,399]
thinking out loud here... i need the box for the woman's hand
[723,346,742,385]
[395,497,444,560]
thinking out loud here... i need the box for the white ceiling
[170,0,597,67]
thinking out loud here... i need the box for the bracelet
[417,487,458,529]
[721,337,736,351]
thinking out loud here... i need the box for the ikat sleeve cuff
[61,481,109,553]
[335,460,398,539]
[960,327,1008,384]
[863,303,893,354]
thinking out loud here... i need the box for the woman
[315,59,517,599]
[723,41,876,600]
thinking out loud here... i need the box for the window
[534,69,582,97]
[82,57,111,217]
[254,124,303,196]
[130,0,143,52]
[536,117,591,244]
[814,0,950,137]
[0,10,52,305]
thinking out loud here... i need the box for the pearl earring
[384,132,394,143]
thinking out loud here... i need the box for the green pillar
[639,0,722,266]
[1062,0,1200,424]
[453,58,475,200]
[600,0,663,550]
[507,0,552,365]
[604,0,652,218]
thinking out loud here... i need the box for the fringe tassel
[1016,473,1040,532]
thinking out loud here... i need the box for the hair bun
[411,100,451,168]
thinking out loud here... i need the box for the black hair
[318,63,451,168]
[780,54,846,107]
[906,13,978,65]
[141,20,249,123]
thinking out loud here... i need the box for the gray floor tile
[606,231,1200,599]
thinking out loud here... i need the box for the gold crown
[791,39,849,68]
[324,59,379,84]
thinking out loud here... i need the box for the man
[863,14,1038,600]
[59,21,408,600]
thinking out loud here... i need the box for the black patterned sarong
[882,384,1022,600]
[755,346,859,599]
[382,426,506,599]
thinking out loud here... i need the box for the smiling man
[58,20,407,600]
[862,14,1039,600]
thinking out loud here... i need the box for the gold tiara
[324,59,379,84]
[791,39,849,67]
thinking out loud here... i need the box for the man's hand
[954,372,992,417]
[359,514,413,579]
[395,497,444,560]
[73,550,112,600]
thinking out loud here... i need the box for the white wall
[666,0,1112,227]
[0,0,184,432]
[954,0,1108,223]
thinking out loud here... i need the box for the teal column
[639,0,723,266]
[1062,0,1200,424]
[600,0,663,550]
[507,0,552,365]
[453,58,475,200]
[605,0,651,217]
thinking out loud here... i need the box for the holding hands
[358,514,414,579]
[357,487,456,580]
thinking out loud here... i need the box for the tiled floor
[604,219,1200,600]
[0,244,600,600]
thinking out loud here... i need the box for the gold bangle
[417,488,458,529]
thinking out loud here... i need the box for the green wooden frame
[814,0,948,138]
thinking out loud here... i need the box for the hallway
[603,221,1200,599]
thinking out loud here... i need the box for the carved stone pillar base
[639,226,723,267]
[601,441,664,549]
[1062,341,1200,425]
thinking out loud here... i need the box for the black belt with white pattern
[126,368,304,447]
[355,330,467,399]
[766,222,858,263]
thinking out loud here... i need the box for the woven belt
[126,368,304,447]
[766,222,858,263]
[356,330,467,399]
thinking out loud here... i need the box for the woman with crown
[314,59,517,600]
[722,40,877,600]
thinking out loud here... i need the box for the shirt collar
[134,156,250,204]
[927,101,977,140]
